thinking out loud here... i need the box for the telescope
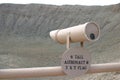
[50,22,100,44]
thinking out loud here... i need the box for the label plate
[61,47,91,76]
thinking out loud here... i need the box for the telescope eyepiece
[90,33,95,40]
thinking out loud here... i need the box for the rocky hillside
[0,3,120,37]
[0,3,120,80]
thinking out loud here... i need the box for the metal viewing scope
[50,22,100,44]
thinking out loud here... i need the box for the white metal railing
[0,63,120,79]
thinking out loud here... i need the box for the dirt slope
[0,3,120,80]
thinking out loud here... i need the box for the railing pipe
[0,63,120,79]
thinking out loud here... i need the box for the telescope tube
[50,22,100,44]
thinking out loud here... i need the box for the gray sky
[0,0,120,5]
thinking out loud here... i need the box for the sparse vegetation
[0,3,120,80]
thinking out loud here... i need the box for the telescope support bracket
[66,32,70,49]
[66,32,84,49]
[80,42,84,47]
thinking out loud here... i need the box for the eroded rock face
[0,3,120,80]
[112,3,120,12]
[0,3,120,37]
